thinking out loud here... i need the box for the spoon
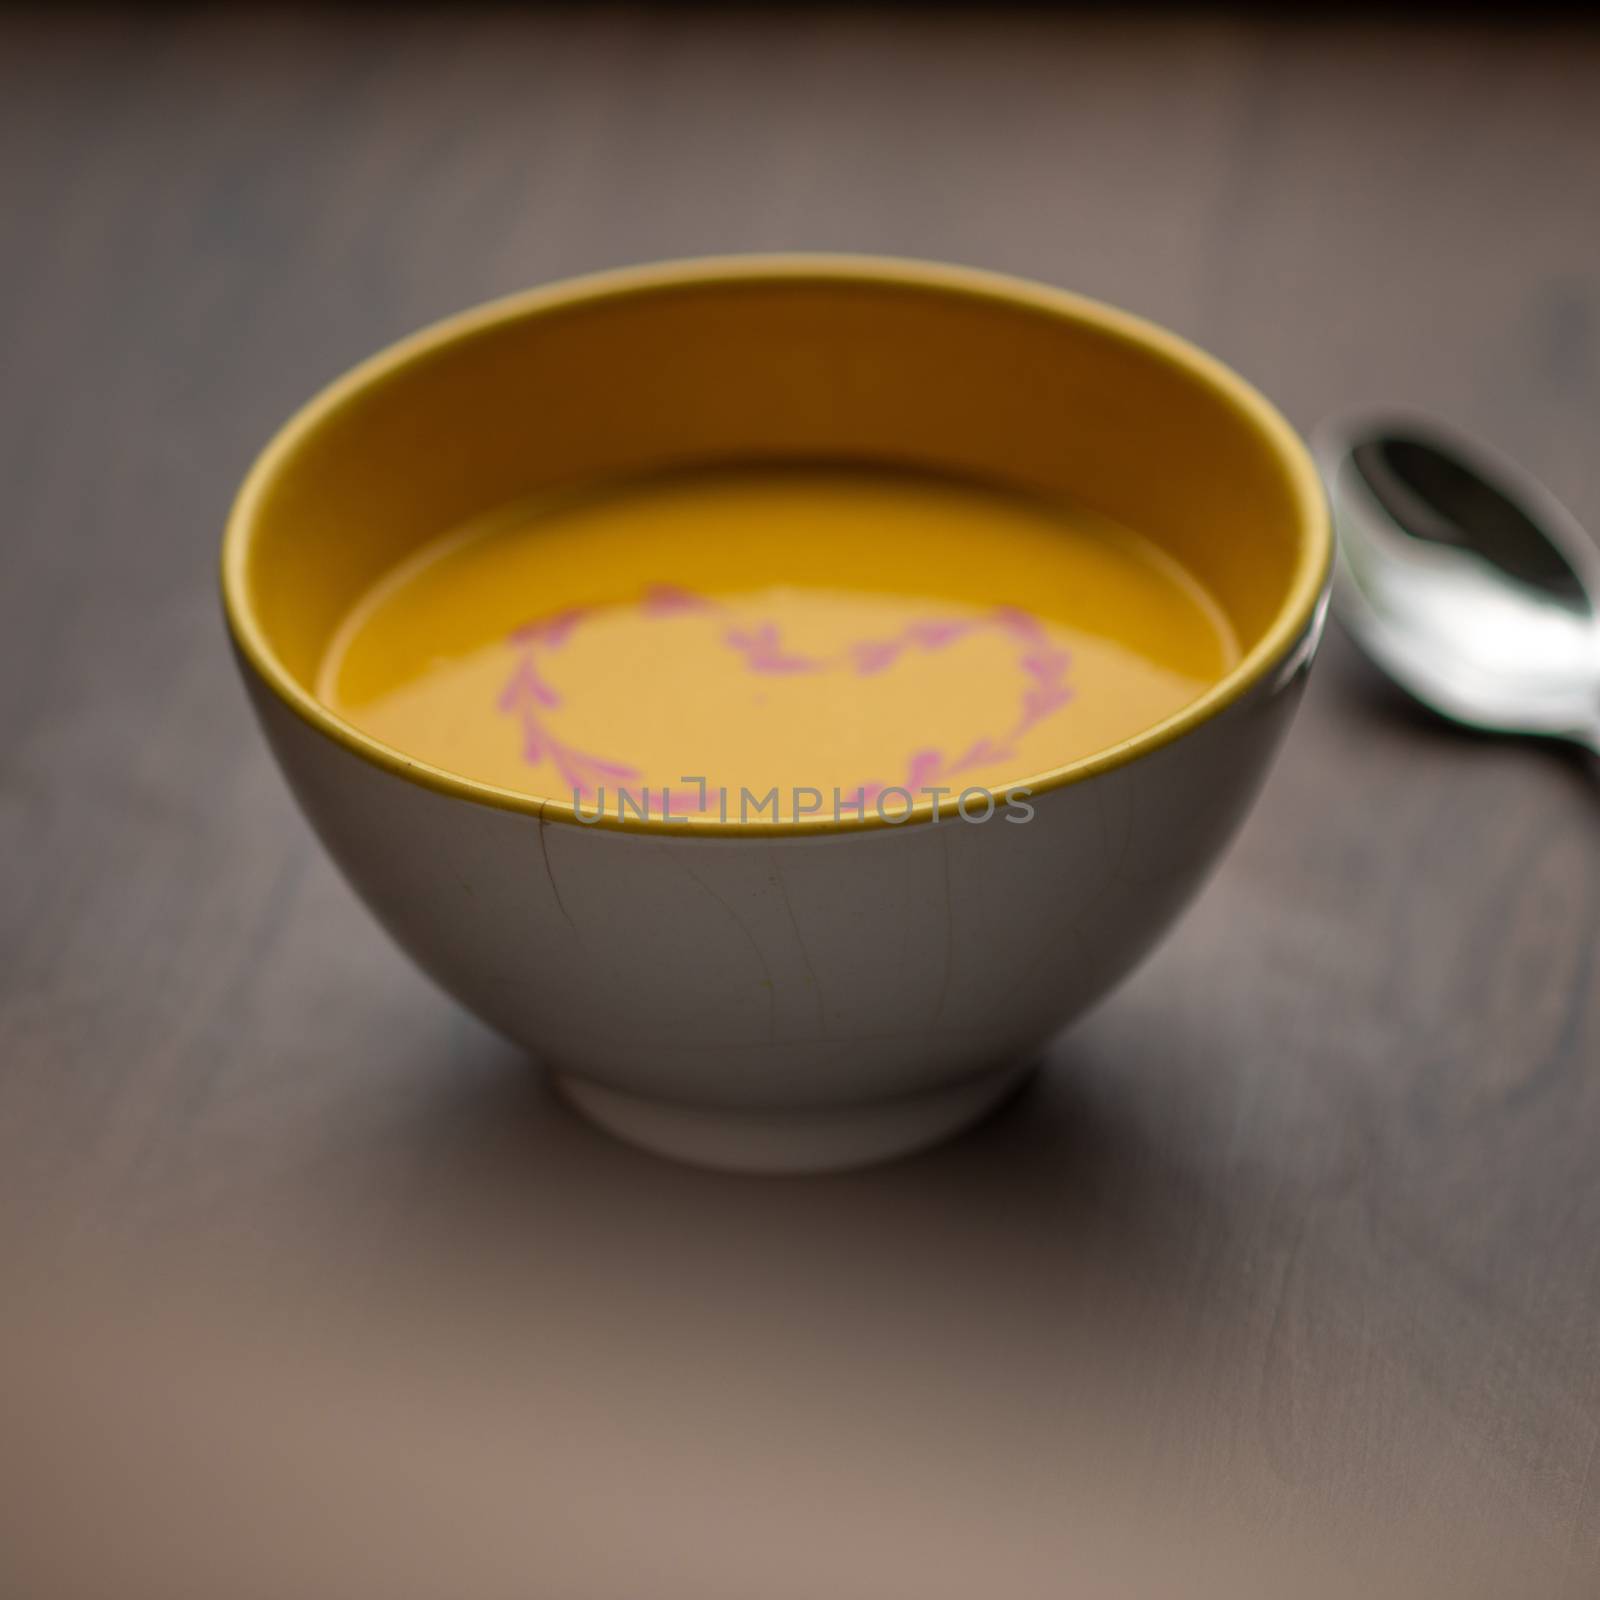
[1315,413,1600,755]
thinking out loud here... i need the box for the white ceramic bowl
[223,257,1330,1173]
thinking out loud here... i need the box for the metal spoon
[1315,413,1600,755]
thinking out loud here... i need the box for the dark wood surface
[3,8,1598,1596]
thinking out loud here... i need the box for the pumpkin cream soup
[315,464,1238,822]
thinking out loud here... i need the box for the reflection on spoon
[1315,413,1600,755]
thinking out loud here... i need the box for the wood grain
[2,9,1598,1596]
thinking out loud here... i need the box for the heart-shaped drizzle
[497,584,1073,817]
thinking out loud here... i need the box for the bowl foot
[551,1063,1034,1175]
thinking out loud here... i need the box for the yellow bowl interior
[223,256,1330,828]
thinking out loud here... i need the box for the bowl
[222,256,1330,1174]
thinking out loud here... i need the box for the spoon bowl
[1316,413,1600,754]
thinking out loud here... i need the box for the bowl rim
[222,253,1332,837]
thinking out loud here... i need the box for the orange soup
[316,463,1238,823]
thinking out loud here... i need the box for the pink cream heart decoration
[497,584,1074,815]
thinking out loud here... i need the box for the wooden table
[3,9,1597,1596]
